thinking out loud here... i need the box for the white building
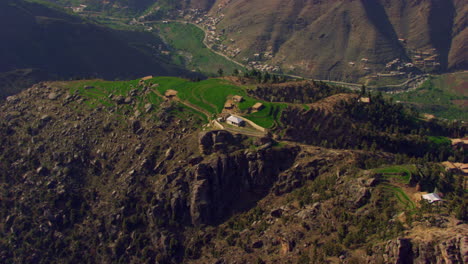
[422,193,443,203]
[226,116,245,127]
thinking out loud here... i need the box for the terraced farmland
[64,77,289,129]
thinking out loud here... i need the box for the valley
[0,1,467,264]
[52,0,466,94]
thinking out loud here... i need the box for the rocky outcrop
[189,146,298,225]
[198,130,243,155]
[369,234,468,264]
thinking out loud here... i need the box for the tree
[233,69,239,76]
[263,72,271,83]
[217,68,224,77]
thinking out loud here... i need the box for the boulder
[114,96,125,104]
[144,103,153,113]
[124,97,133,104]
[165,148,174,160]
[270,208,283,218]
[48,93,59,100]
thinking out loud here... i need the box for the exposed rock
[368,234,468,264]
[6,96,19,103]
[296,202,321,220]
[144,103,153,113]
[124,97,133,104]
[252,240,264,248]
[48,92,59,100]
[188,156,203,166]
[114,96,125,104]
[280,238,296,254]
[40,115,52,127]
[165,148,174,160]
[198,130,236,155]
[189,146,297,225]
[270,209,283,218]
[131,120,141,134]
[134,110,141,118]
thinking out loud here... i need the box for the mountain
[207,0,467,80]
[0,77,466,263]
[41,0,467,82]
[0,0,197,98]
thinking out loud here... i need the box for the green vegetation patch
[153,77,287,128]
[154,22,243,76]
[427,136,451,146]
[64,77,295,129]
[373,165,416,184]
[391,73,468,121]
[382,184,415,210]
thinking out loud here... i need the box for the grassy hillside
[67,77,288,129]
[154,22,243,77]
[392,72,468,121]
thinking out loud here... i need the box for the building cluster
[412,48,440,68]
[347,58,371,72]
[177,8,283,73]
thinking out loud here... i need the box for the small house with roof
[164,89,178,99]
[232,95,244,103]
[252,102,264,111]
[141,76,153,81]
[226,115,245,127]
[224,100,234,110]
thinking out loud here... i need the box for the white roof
[227,115,243,123]
[422,193,443,203]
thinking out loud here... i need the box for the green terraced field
[382,185,416,210]
[153,77,287,128]
[65,77,289,129]
[373,165,417,184]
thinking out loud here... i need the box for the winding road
[79,11,425,92]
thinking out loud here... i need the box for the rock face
[369,234,468,264]
[189,146,298,225]
[198,130,240,155]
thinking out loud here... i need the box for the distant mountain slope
[0,0,196,97]
[24,0,467,82]
[209,0,466,80]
